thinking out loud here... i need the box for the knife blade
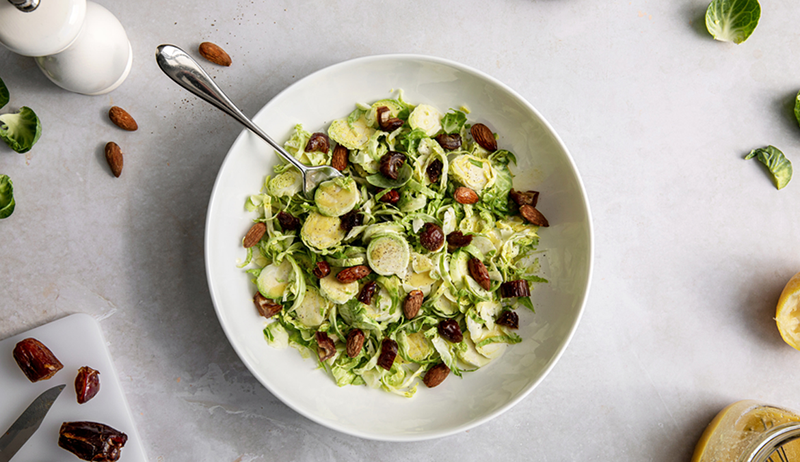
[0,384,65,462]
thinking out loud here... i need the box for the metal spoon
[155,44,342,195]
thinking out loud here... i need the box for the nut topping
[340,209,363,232]
[346,329,365,358]
[454,186,479,205]
[446,231,473,252]
[305,132,330,153]
[470,123,497,151]
[315,332,336,362]
[313,261,331,278]
[434,133,462,151]
[378,189,400,205]
[509,189,539,208]
[254,292,282,318]
[198,42,232,66]
[336,265,371,283]
[419,222,445,252]
[379,151,406,180]
[403,290,424,319]
[277,211,300,231]
[377,338,398,370]
[519,204,549,227]
[376,106,404,131]
[468,257,491,290]
[426,159,443,183]
[331,144,349,171]
[243,222,266,248]
[500,280,531,298]
[496,310,519,329]
[438,319,463,343]
[13,338,63,382]
[357,281,379,305]
[75,366,100,404]
[423,363,450,388]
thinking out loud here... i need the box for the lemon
[776,271,800,350]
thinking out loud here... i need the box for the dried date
[499,280,531,298]
[379,151,406,180]
[378,189,400,205]
[346,329,365,358]
[426,159,443,183]
[377,338,398,370]
[305,132,330,153]
[254,292,282,318]
[277,211,300,231]
[331,144,349,171]
[58,421,128,462]
[438,319,463,343]
[376,106,404,131]
[340,209,363,232]
[357,281,379,305]
[419,222,445,251]
[509,189,539,208]
[496,310,519,329]
[75,366,100,404]
[446,231,473,252]
[315,332,336,362]
[434,133,462,151]
[13,338,63,382]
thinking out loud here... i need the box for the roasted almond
[105,142,123,178]
[331,144,349,171]
[470,123,497,151]
[336,265,371,283]
[423,363,450,388]
[198,41,232,66]
[108,106,138,131]
[519,204,549,227]
[468,257,491,291]
[243,222,266,248]
[403,290,424,319]
[454,186,479,205]
[313,261,331,278]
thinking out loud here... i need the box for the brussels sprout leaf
[0,174,14,219]
[705,0,761,44]
[441,110,467,134]
[0,106,42,153]
[794,91,800,129]
[745,145,792,190]
[0,78,8,110]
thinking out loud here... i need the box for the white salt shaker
[0,0,132,95]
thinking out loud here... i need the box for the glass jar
[693,400,800,462]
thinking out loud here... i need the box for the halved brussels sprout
[301,212,345,251]
[314,177,360,217]
[367,233,410,277]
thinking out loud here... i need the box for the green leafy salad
[241,93,550,397]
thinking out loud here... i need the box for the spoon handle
[155,44,307,172]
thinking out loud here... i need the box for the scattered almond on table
[199,42,232,66]
[108,106,137,131]
[105,142,123,177]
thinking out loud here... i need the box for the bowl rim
[204,52,594,441]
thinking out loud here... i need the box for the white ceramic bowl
[205,54,593,441]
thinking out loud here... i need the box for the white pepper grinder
[0,0,132,95]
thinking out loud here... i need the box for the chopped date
[467,257,492,291]
[377,338,398,370]
[509,189,539,208]
[305,132,330,153]
[434,133,462,151]
[357,281,379,305]
[315,332,336,362]
[438,319,463,343]
[500,280,531,298]
[378,189,400,205]
[379,151,406,180]
[446,231,473,252]
[254,292,282,318]
[13,337,63,382]
[426,159,443,183]
[346,329,365,358]
[58,421,128,462]
[376,106,404,131]
[340,209,363,232]
[496,310,519,329]
[75,366,100,404]
[277,211,300,231]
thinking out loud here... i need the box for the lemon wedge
[776,271,800,350]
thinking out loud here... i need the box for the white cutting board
[0,313,146,461]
